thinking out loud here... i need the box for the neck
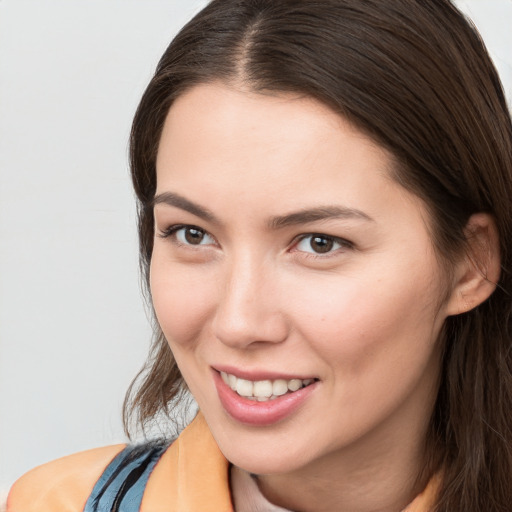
[256,448,429,512]
[255,391,436,512]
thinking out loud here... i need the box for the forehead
[155,83,433,236]
[157,83,390,187]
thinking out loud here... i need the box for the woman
[8,0,512,511]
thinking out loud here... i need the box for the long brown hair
[124,1,512,509]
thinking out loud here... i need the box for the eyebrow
[153,191,373,228]
[269,206,374,229]
[153,192,219,224]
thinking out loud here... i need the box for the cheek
[288,265,444,374]
[286,267,445,437]
[150,251,215,349]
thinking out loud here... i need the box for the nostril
[212,305,289,348]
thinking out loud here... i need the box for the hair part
[124,1,512,510]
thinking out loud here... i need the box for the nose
[212,253,289,349]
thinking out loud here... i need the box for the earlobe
[445,213,501,316]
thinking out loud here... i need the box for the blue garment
[83,441,171,512]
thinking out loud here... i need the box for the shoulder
[6,414,233,512]
[6,444,126,512]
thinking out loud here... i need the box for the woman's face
[151,83,454,476]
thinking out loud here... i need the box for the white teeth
[220,371,315,401]
[228,373,237,389]
[272,379,288,396]
[287,379,302,392]
[236,378,254,397]
[253,380,273,398]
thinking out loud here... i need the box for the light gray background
[1,0,511,490]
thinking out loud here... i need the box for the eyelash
[158,224,216,246]
[158,224,353,257]
[292,233,354,257]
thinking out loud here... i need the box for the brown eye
[295,233,350,255]
[309,235,334,253]
[184,227,206,245]
[162,225,215,246]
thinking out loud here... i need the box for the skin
[150,83,466,512]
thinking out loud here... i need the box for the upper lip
[212,365,318,382]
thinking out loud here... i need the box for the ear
[445,213,501,316]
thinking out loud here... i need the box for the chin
[214,427,319,476]
[228,451,305,475]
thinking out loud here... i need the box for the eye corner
[156,223,185,239]
[155,223,213,244]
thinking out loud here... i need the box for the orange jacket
[7,413,437,511]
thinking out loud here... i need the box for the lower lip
[213,371,318,426]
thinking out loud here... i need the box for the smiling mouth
[220,371,317,402]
